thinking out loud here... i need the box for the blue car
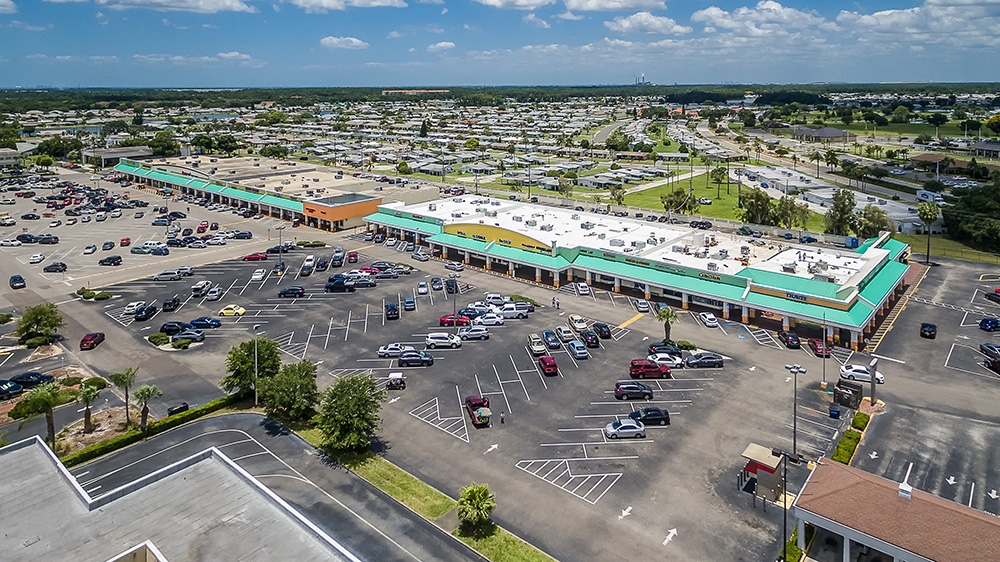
[980,318,1000,332]
[190,316,222,329]
[541,329,561,349]
[151,246,170,256]
[458,307,485,319]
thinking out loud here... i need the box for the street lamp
[253,324,265,406]
[784,364,806,458]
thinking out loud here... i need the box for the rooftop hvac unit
[526,220,537,227]
[695,248,709,258]
[707,262,719,272]
[581,222,594,230]
[475,207,486,213]
[782,263,797,273]
[647,238,658,246]
[428,203,437,211]
[454,198,465,203]
[672,245,686,253]
[513,215,523,222]
[741,245,751,255]
[815,260,829,271]
[659,237,666,243]
[631,240,646,249]
[718,248,728,259]
[491,201,502,206]
[571,214,580,220]
[451,212,463,218]
[598,233,606,239]
[485,210,498,217]
[540,224,554,232]
[609,239,625,247]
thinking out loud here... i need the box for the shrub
[81,291,96,300]
[61,430,144,466]
[147,332,170,346]
[295,240,309,247]
[891,194,901,201]
[83,377,108,389]
[76,287,88,296]
[0,313,12,325]
[831,429,862,464]
[25,336,50,348]
[676,340,697,350]
[851,412,870,431]
[171,339,191,350]
[61,376,83,387]
[93,292,112,301]
[510,294,540,307]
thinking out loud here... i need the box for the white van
[95,212,107,221]
[499,303,528,319]
[142,240,166,248]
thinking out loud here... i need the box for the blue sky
[0,0,996,88]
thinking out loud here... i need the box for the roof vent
[598,233,606,240]
[540,224,554,232]
[571,214,580,220]
[485,210,498,217]
[428,203,437,211]
[451,212,463,218]
[512,215,523,222]
[782,262,797,273]
[707,262,719,272]
[609,238,625,247]
[526,220,537,227]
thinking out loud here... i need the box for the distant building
[0,148,20,167]
[82,146,154,167]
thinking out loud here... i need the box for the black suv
[385,303,400,320]
[398,350,434,367]
[160,321,193,336]
[99,255,123,266]
[9,275,26,289]
[777,329,801,349]
[629,407,671,426]
[325,280,356,293]
[279,286,305,298]
[919,322,937,339]
[133,305,158,321]
[162,297,181,312]
[614,381,653,400]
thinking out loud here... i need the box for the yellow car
[218,304,246,317]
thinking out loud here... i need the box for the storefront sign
[699,272,721,281]
[785,292,808,302]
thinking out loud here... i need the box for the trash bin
[829,403,841,419]
[167,402,189,416]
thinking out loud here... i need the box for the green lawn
[894,233,1000,264]
[455,525,556,562]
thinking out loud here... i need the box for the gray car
[604,418,646,439]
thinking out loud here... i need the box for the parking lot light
[253,324,265,407]
[784,364,805,460]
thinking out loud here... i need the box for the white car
[445,261,464,271]
[250,268,266,282]
[28,253,45,264]
[416,282,428,295]
[0,198,15,205]
[699,312,719,328]
[634,299,650,312]
[83,244,97,254]
[840,364,885,384]
[568,314,588,332]
[377,343,415,358]
[648,353,685,369]
[123,300,146,315]
[205,287,223,301]
[0,239,21,246]
[188,240,207,248]
[556,325,575,342]
[206,237,227,245]
[604,418,646,439]
[474,313,505,326]
[467,302,500,314]
[81,215,91,223]
[49,220,61,227]
[66,218,77,225]
[109,209,122,218]
[385,237,397,246]
[576,282,591,295]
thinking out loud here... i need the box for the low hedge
[83,377,107,389]
[294,240,327,248]
[25,336,50,348]
[171,339,191,350]
[831,429,862,464]
[61,393,243,467]
[76,287,88,296]
[510,294,541,307]
[81,291,96,300]
[147,332,170,346]
[851,412,870,431]
[61,376,83,387]
[0,313,12,325]
[676,340,697,350]
[93,292,112,301]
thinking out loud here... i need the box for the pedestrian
[186,206,190,213]
[500,412,505,424]
[552,297,556,307]
[556,298,560,310]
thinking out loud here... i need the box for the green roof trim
[859,259,907,306]
[427,233,492,253]
[743,290,874,328]
[737,267,840,298]
[257,193,302,212]
[877,238,908,261]
[488,243,570,270]
[573,255,749,301]
[364,212,443,236]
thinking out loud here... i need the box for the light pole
[784,364,806,458]
[822,313,828,388]
[276,225,286,267]
[253,324,264,406]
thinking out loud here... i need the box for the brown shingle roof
[794,461,1000,562]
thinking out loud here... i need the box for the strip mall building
[365,197,910,350]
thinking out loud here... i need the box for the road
[593,120,626,144]
[71,412,486,562]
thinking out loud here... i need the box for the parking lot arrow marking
[748,366,756,372]
[662,529,677,545]
[869,451,878,460]
[618,506,632,519]
[957,335,969,340]
[484,444,498,455]
[988,489,999,500]
[388,396,402,404]
[946,476,957,485]
[642,336,649,341]
[785,377,791,382]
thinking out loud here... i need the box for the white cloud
[523,13,550,28]
[387,30,403,38]
[161,18,190,29]
[25,54,48,59]
[556,11,582,20]
[473,0,556,10]
[425,24,444,33]
[286,0,407,12]
[440,7,446,14]
[605,11,691,34]
[563,0,663,11]
[4,20,52,31]
[427,41,455,52]
[96,11,108,24]
[132,51,263,66]
[692,1,837,35]
[216,51,252,59]
[417,0,442,3]
[95,0,256,13]
[320,36,370,49]
[55,55,74,61]
[0,0,16,14]
[89,55,120,63]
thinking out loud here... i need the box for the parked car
[634,299,651,312]
[580,330,600,348]
[807,338,831,357]
[9,371,54,388]
[162,297,181,312]
[614,381,654,400]
[430,277,443,291]
[576,282,591,295]
[133,305,158,321]
[474,313,504,326]
[629,407,671,426]
[219,304,247,316]
[190,317,222,329]
[541,329,561,349]
[425,332,461,349]
[439,314,471,327]
[980,343,1000,360]
[604,418,646,439]
[205,287,224,301]
[279,286,305,298]
[685,352,724,368]
[777,329,801,348]
[556,325,575,342]
[567,340,589,360]
[629,359,670,379]
[699,312,719,328]
[568,314,588,332]
[28,253,45,264]
[398,350,434,367]
[919,322,937,339]
[979,318,1000,332]
[465,396,491,425]
[538,355,559,375]
[458,326,490,340]
[377,343,415,358]
[153,270,181,281]
[123,301,146,315]
[172,329,206,343]
[840,364,884,384]
[647,353,685,369]
[242,252,268,261]
[527,334,547,355]
[9,274,26,289]
[445,261,464,271]
[79,332,106,350]
[251,269,266,282]
[593,323,612,339]
[0,380,24,400]
[384,303,400,320]
[43,261,68,273]
[402,297,416,311]
[416,282,429,295]
[98,255,122,266]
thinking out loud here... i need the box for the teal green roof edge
[737,267,840,298]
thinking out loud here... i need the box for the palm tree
[917,202,939,265]
[807,150,823,176]
[457,482,496,533]
[77,384,102,434]
[18,382,63,450]
[109,366,138,428]
[655,306,679,343]
[133,384,163,433]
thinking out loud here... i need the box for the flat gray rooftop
[0,439,353,562]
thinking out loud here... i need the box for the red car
[347,251,359,263]
[199,220,209,227]
[629,359,671,379]
[120,237,131,247]
[439,314,471,327]
[807,338,831,357]
[79,332,106,350]
[242,252,268,261]
[465,395,491,425]
[196,225,207,234]
[538,355,558,375]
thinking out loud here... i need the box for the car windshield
[611,420,624,430]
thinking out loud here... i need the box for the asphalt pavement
[71,412,485,562]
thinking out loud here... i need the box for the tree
[608,184,626,207]
[890,105,911,124]
[37,155,54,169]
[737,187,774,225]
[926,113,948,137]
[457,482,496,534]
[220,337,280,397]
[132,106,144,126]
[133,384,162,433]
[807,150,823,176]
[774,195,810,230]
[709,166,728,199]
[191,134,215,153]
[316,373,386,451]
[557,177,574,200]
[18,382,65,449]
[216,134,238,155]
[258,360,319,420]
[109,367,138,428]
[823,149,841,171]
[419,120,429,137]
[258,145,288,159]
[396,161,412,174]
[101,120,130,136]
[854,204,894,239]
[986,114,1000,135]
[463,138,480,150]
[655,306,678,343]
[14,303,65,342]
[77,383,102,434]
[916,201,940,264]
[922,179,947,193]
[149,130,179,156]
[958,119,982,135]
[37,136,83,159]
[823,189,856,236]
[660,187,699,215]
